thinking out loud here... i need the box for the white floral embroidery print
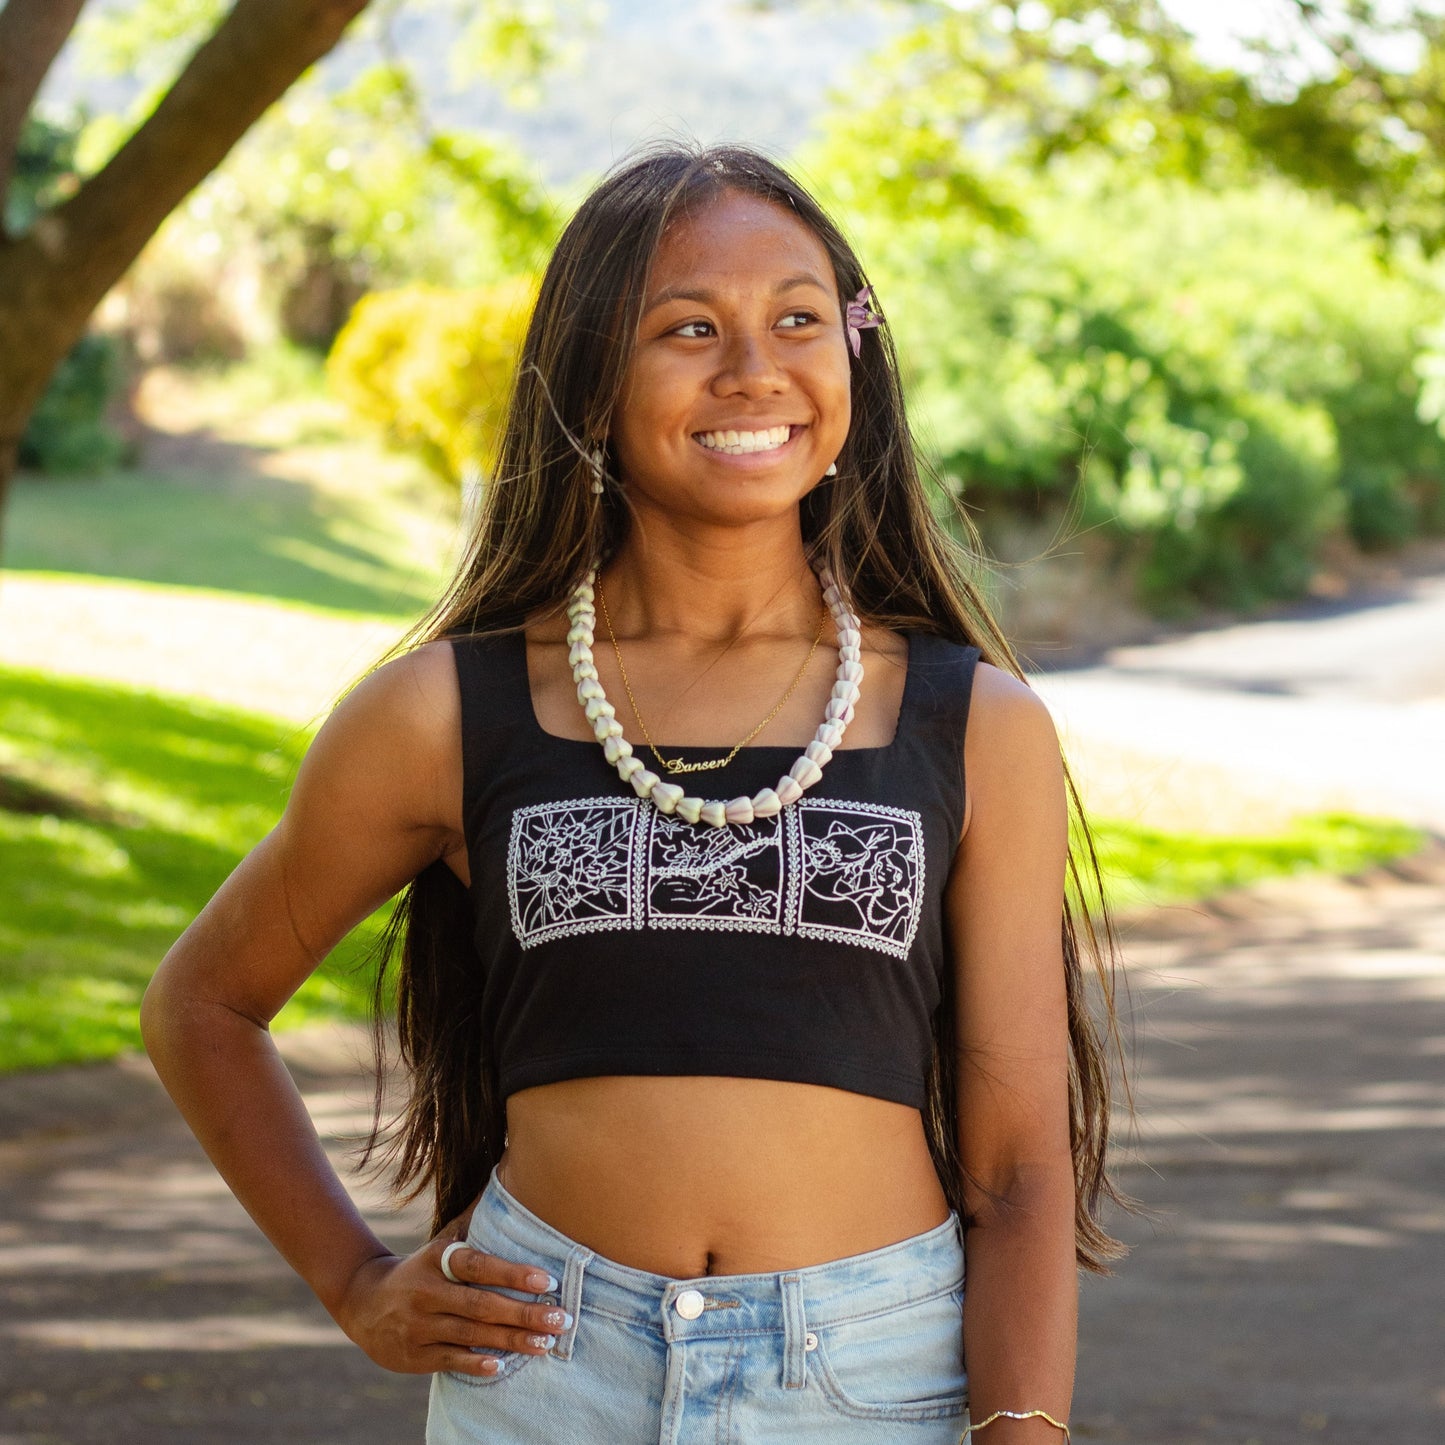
[508,801,636,945]
[507,798,924,958]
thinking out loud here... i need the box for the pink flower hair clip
[845,285,884,358]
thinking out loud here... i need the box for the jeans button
[674,1288,705,1320]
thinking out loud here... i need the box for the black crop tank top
[451,629,981,1111]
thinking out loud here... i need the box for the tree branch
[23,0,370,335]
[0,0,92,220]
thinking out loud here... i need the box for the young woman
[142,143,1122,1444]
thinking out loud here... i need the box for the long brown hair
[365,141,1128,1271]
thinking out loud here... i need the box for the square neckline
[514,627,919,758]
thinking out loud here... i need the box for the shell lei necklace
[565,567,864,827]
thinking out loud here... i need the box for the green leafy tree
[820,161,1445,612]
[0,0,374,547]
[795,0,1445,611]
[811,0,1445,252]
[4,113,82,235]
[0,0,587,553]
[80,1,565,345]
[200,63,554,311]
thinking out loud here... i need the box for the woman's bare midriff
[496,1075,950,1278]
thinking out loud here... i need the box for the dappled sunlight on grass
[7,466,450,619]
[0,667,388,1071]
[1084,813,1424,914]
[7,355,458,618]
[0,574,406,728]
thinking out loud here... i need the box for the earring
[587,443,605,495]
[824,462,838,478]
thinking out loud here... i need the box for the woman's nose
[711,330,786,396]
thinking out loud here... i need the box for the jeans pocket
[442,1277,562,1390]
[441,1193,569,1388]
[444,1345,545,1389]
[812,1286,967,1421]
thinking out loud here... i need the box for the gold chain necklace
[595,581,827,776]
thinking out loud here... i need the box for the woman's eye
[776,311,819,330]
[673,320,715,339]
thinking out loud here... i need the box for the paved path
[1074,844,1445,1444]
[0,1032,433,1444]
[2,847,1442,1445]
[1036,569,1445,832]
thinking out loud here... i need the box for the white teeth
[695,425,792,455]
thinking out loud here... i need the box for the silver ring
[440,1240,468,1284]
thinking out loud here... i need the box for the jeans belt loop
[552,1245,592,1362]
[780,1273,808,1390]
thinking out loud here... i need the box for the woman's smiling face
[610,188,853,528]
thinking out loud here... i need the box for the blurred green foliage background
[22,0,1445,617]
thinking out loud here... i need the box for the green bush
[19,333,126,475]
[327,277,535,485]
[822,159,1445,613]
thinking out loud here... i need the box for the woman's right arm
[140,642,566,1377]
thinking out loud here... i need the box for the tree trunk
[0,435,16,556]
[0,0,92,209]
[0,0,372,560]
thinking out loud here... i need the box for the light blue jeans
[427,1168,969,1444]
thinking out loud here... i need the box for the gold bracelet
[963,1408,1071,1441]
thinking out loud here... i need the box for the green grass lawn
[1085,814,1423,915]
[0,662,1427,1073]
[7,469,446,618]
[0,666,390,1072]
[7,353,455,619]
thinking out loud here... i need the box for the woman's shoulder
[276,641,469,845]
[963,662,1064,819]
[972,657,1043,707]
[970,659,1058,745]
[356,638,462,705]
[314,642,463,763]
